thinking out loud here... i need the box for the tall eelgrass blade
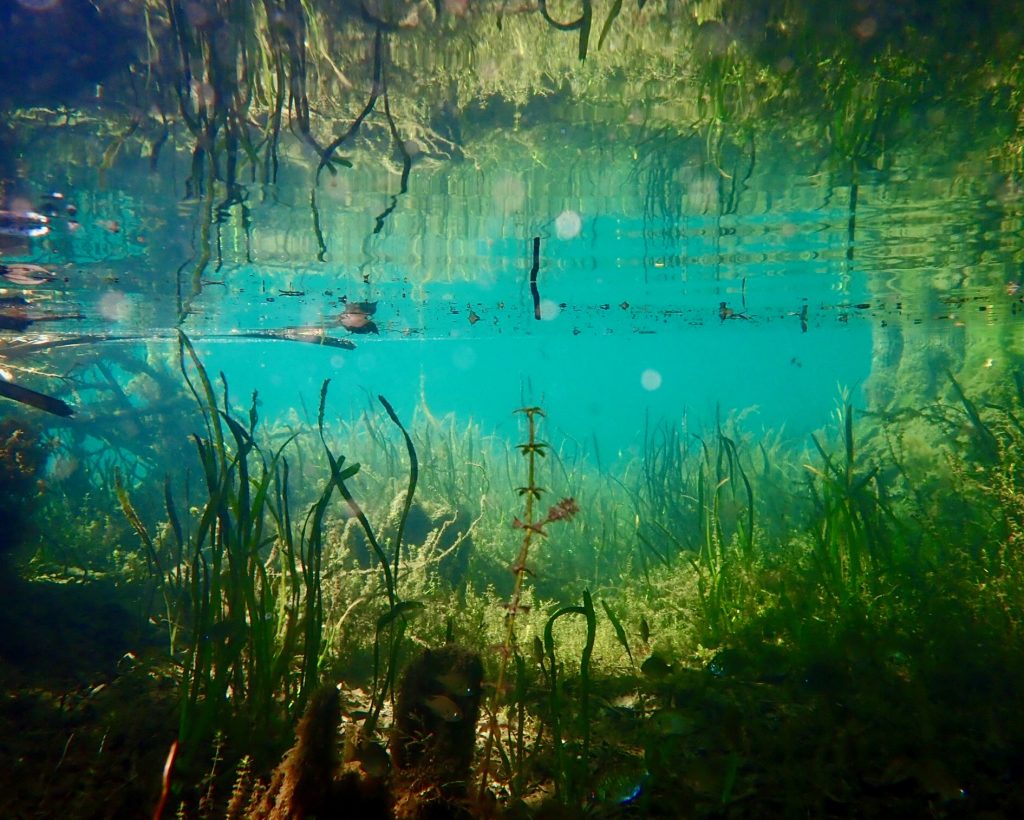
[316,381,391,604]
[718,431,755,556]
[949,371,1000,462]
[179,331,225,460]
[542,589,596,804]
[601,599,634,668]
[378,394,418,590]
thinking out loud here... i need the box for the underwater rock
[347,501,474,586]
[402,503,475,587]
[391,645,483,819]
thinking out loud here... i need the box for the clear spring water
[9,123,1016,459]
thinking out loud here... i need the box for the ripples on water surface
[1,125,1022,453]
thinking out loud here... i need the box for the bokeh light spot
[98,290,131,322]
[555,210,582,239]
[641,369,662,391]
[539,299,561,321]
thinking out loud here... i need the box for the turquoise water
[5,130,1020,470]
[195,314,870,460]
[3,142,895,456]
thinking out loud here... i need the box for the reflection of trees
[6,1,1021,241]
[4,1,1022,413]
[1,339,198,486]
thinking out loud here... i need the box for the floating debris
[338,300,379,334]
[719,301,750,321]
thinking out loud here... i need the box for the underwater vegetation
[0,415,47,558]
[2,2,1024,818]
[3,342,1024,817]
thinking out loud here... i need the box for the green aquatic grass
[114,332,426,800]
[116,334,343,777]
[542,588,597,806]
[49,344,1024,815]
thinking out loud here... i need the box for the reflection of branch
[228,328,357,349]
[317,27,385,181]
[538,0,593,60]
[0,330,356,365]
[0,379,74,417]
[372,88,412,235]
[177,185,214,324]
[310,188,328,261]
[315,21,412,238]
[0,335,145,361]
[0,326,361,426]
[529,236,542,320]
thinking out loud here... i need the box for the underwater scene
[2,1,1024,817]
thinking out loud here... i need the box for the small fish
[355,740,391,777]
[640,654,672,679]
[435,670,475,697]
[639,617,650,645]
[423,694,462,722]
[0,263,58,286]
[0,209,50,238]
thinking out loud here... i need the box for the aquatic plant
[114,332,422,806]
[540,588,597,805]
[804,403,912,604]
[116,337,332,780]
[478,405,579,802]
[415,408,491,518]
[0,416,48,560]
